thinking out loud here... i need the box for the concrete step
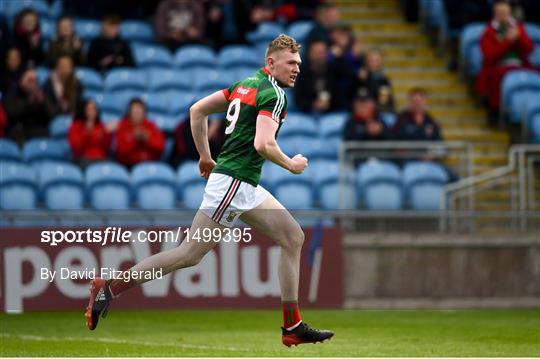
[394,83,468,95]
[385,57,446,68]
[356,34,430,46]
[342,10,402,20]
[379,47,436,57]
[387,71,457,82]
[350,22,419,32]
[395,97,476,107]
[444,132,510,142]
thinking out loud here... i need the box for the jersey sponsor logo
[230,86,257,107]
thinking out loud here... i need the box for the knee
[179,251,204,268]
[282,226,304,252]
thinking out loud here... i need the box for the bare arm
[254,115,307,174]
[189,90,229,178]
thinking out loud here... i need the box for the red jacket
[115,117,165,166]
[476,21,534,95]
[68,120,111,160]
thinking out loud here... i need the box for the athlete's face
[268,50,301,88]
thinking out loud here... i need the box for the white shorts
[200,173,270,227]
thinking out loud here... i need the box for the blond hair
[265,34,301,59]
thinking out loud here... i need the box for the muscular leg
[240,194,304,301]
[120,211,225,286]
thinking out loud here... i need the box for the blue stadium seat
[115,89,148,112]
[403,161,449,210]
[380,112,397,127]
[148,112,182,133]
[174,45,217,70]
[39,162,85,209]
[0,162,38,210]
[40,17,55,41]
[132,162,176,209]
[158,90,196,113]
[86,162,130,209]
[76,67,103,91]
[467,45,482,76]
[508,90,540,123]
[36,66,50,86]
[246,22,284,44]
[530,47,540,67]
[279,112,317,138]
[286,21,314,45]
[120,20,154,42]
[104,68,147,91]
[74,18,101,41]
[311,160,356,209]
[502,70,540,116]
[177,161,206,209]
[459,22,485,74]
[5,0,50,18]
[528,106,540,143]
[319,112,348,139]
[357,159,403,210]
[305,137,340,160]
[145,93,171,114]
[101,111,120,124]
[269,168,314,209]
[192,68,233,93]
[49,114,72,138]
[218,45,261,69]
[525,23,540,45]
[0,138,21,162]
[132,43,173,68]
[22,138,70,164]
[161,137,175,162]
[147,68,191,91]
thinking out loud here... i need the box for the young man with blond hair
[86,34,334,347]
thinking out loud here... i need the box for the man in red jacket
[476,0,535,116]
[115,98,165,167]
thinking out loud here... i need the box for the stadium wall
[343,233,540,309]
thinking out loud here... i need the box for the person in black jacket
[86,15,134,72]
[392,87,441,141]
[343,95,389,142]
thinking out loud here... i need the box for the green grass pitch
[1,309,539,356]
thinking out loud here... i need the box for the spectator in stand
[393,88,442,141]
[68,99,112,167]
[0,16,10,71]
[343,95,389,142]
[87,15,134,72]
[2,47,26,95]
[476,0,535,121]
[294,40,342,113]
[43,55,83,116]
[116,99,165,167]
[304,3,341,50]
[353,49,395,113]
[47,16,85,67]
[155,0,208,51]
[4,69,54,143]
[12,9,44,67]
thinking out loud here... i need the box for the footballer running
[86,34,335,347]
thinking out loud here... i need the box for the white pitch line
[1,333,250,353]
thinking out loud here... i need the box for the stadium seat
[467,45,482,76]
[0,138,21,162]
[39,162,85,209]
[357,159,403,210]
[508,90,540,123]
[286,21,314,45]
[529,47,540,67]
[0,162,38,210]
[145,93,171,114]
[40,17,55,41]
[132,162,177,209]
[101,111,121,124]
[158,90,196,113]
[120,20,154,42]
[525,23,540,45]
[218,45,261,69]
[403,161,449,210]
[304,137,340,160]
[115,89,148,112]
[5,0,50,19]
[74,18,101,41]
[174,45,217,70]
[104,68,147,91]
[22,138,70,164]
[528,107,540,143]
[459,23,485,74]
[177,161,206,209]
[269,168,314,209]
[380,112,397,128]
[132,43,173,68]
[501,70,540,118]
[86,162,131,209]
[147,68,192,92]
[246,22,284,44]
[49,114,72,138]
[319,112,348,139]
[233,66,260,82]
[192,68,233,93]
[76,67,103,91]
[278,112,317,138]
[161,137,175,162]
[36,66,50,86]
[311,160,356,209]
[148,112,182,133]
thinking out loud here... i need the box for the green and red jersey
[212,67,288,186]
